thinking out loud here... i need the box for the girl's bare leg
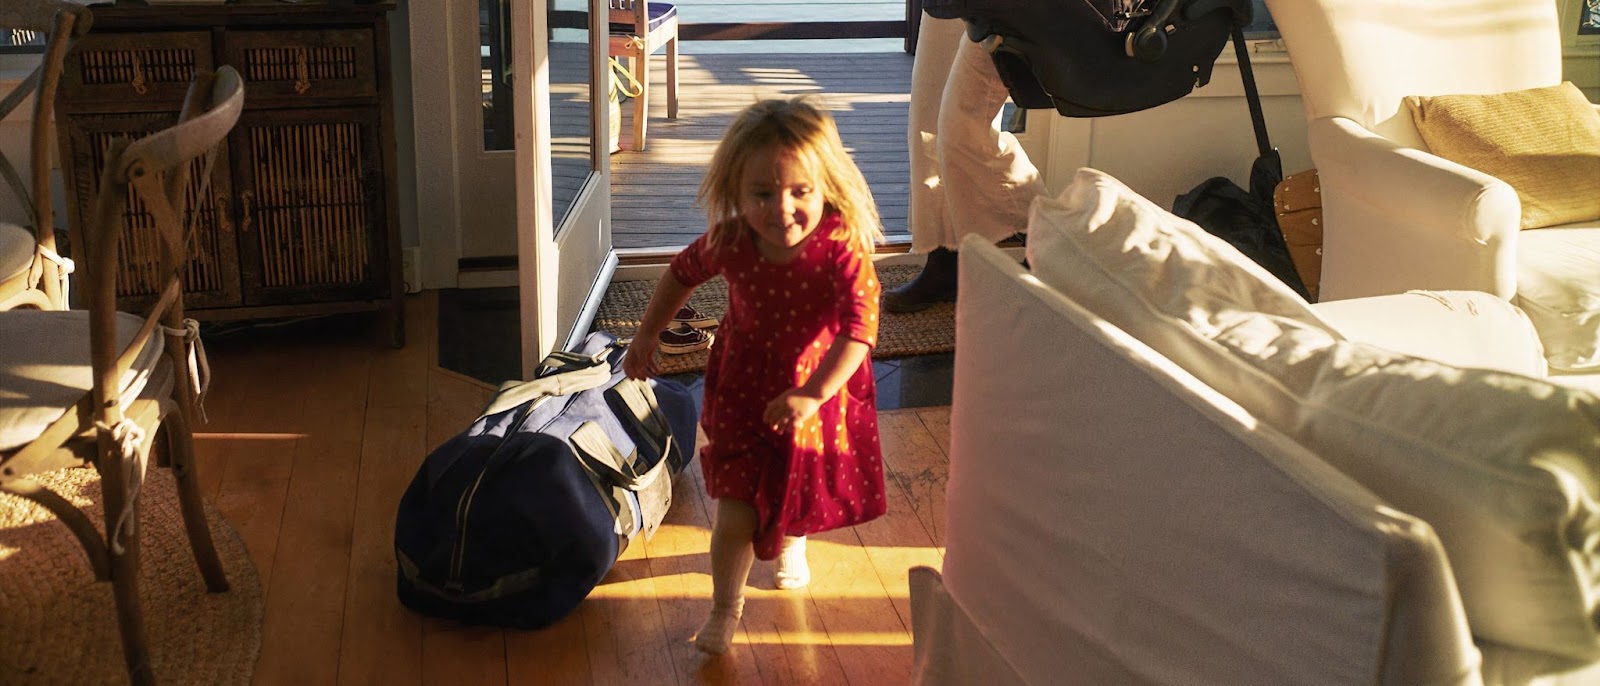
[697,498,757,654]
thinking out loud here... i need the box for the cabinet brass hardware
[214,195,231,235]
[294,49,311,94]
[130,54,147,95]
[238,190,253,235]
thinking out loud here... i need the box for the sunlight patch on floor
[736,630,912,647]
[193,432,306,441]
[589,575,913,600]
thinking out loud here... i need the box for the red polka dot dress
[669,213,887,561]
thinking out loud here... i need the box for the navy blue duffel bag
[395,332,697,629]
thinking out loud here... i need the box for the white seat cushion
[0,310,165,452]
[1310,290,1548,378]
[1025,167,1600,661]
[0,222,34,281]
[1516,226,1600,372]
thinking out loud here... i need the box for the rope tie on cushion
[160,318,211,424]
[610,57,643,99]
[96,418,148,556]
[36,244,73,304]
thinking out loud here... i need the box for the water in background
[670,0,904,54]
[670,0,1280,54]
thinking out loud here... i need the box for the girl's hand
[622,338,660,379]
[764,388,823,433]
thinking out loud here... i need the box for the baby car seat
[923,0,1252,117]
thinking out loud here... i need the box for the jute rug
[0,467,263,685]
[593,263,955,375]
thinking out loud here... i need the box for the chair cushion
[609,2,676,34]
[1405,82,1600,231]
[1516,226,1600,372]
[1025,167,1600,661]
[0,222,34,281]
[0,310,165,452]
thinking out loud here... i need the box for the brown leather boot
[883,247,958,313]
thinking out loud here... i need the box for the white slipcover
[915,239,1479,685]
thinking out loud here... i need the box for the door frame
[510,0,614,377]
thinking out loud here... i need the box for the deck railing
[675,0,920,53]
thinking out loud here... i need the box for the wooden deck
[610,51,915,250]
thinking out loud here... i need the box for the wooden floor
[190,292,950,685]
[611,51,915,250]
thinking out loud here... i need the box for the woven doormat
[0,467,263,685]
[593,264,954,376]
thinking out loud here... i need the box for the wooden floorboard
[181,293,952,685]
[612,51,914,250]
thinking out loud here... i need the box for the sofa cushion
[1309,290,1548,378]
[1405,82,1600,231]
[1517,227,1600,372]
[1025,168,1600,660]
[1026,167,1338,427]
[945,238,1480,684]
[1219,314,1600,660]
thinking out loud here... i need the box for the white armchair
[1264,0,1600,370]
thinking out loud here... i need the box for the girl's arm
[763,337,871,431]
[622,271,695,379]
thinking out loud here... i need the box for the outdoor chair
[0,0,91,311]
[0,65,244,686]
[609,0,678,151]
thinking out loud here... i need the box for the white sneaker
[774,536,810,590]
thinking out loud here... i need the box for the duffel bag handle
[477,347,617,420]
[569,377,680,543]
[568,376,680,489]
[570,420,668,492]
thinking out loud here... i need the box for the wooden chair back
[85,66,244,420]
[0,0,91,309]
[609,0,648,34]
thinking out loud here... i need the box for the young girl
[622,97,888,655]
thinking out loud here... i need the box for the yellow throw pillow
[1406,82,1600,230]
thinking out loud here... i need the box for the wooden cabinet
[56,0,404,345]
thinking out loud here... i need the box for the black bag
[1171,29,1310,300]
[923,0,1252,117]
[1174,176,1308,299]
[394,332,698,629]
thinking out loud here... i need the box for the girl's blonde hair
[698,97,884,255]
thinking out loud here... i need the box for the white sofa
[909,169,1600,685]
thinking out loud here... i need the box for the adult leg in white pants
[885,14,1045,313]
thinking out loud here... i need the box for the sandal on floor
[659,323,714,354]
[672,304,720,330]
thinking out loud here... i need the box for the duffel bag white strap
[609,378,685,476]
[570,420,672,541]
[478,355,612,419]
[611,379,669,441]
[569,421,667,492]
